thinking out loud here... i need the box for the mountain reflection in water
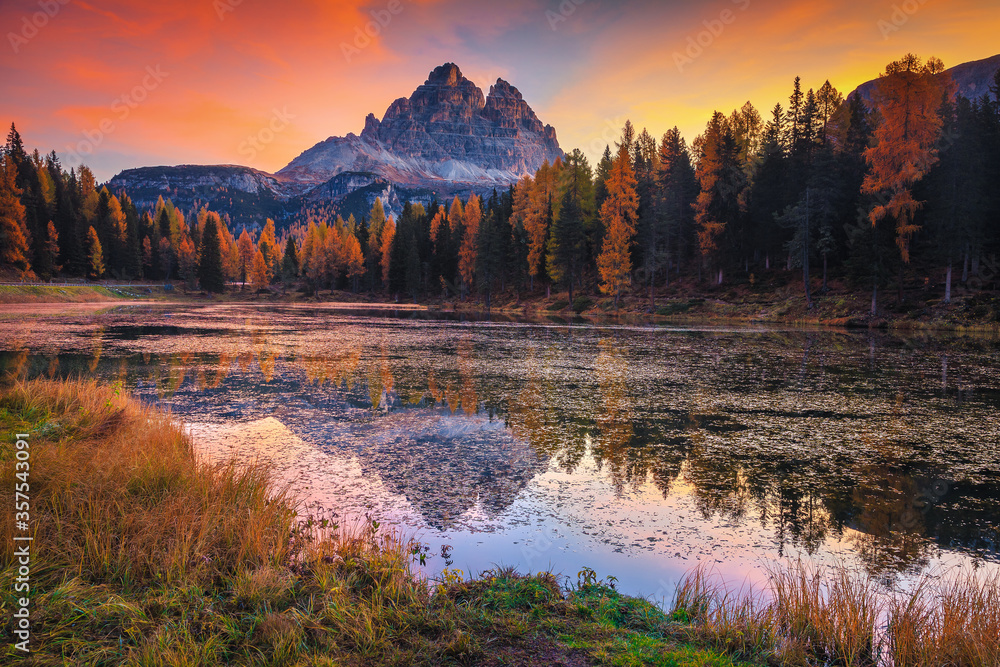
[1,304,998,593]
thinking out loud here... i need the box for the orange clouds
[0,0,997,181]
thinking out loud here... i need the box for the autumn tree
[525,159,561,292]
[0,154,31,274]
[85,226,104,279]
[259,218,279,279]
[341,231,365,292]
[693,112,743,283]
[862,54,950,308]
[236,228,254,287]
[458,194,481,298]
[39,220,60,279]
[249,248,271,290]
[380,215,396,287]
[597,142,639,309]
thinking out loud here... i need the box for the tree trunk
[944,261,952,304]
[822,254,828,293]
[962,244,970,283]
[871,278,878,317]
[897,260,904,304]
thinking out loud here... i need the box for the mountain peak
[426,62,465,86]
[488,78,521,100]
[279,63,562,190]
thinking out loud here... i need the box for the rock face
[278,63,563,191]
[852,53,1000,105]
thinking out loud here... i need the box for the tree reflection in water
[1,309,998,579]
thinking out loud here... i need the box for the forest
[2,54,998,315]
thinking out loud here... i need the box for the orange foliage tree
[458,194,481,298]
[0,154,30,274]
[862,54,950,264]
[597,143,639,308]
[380,216,396,285]
[249,248,271,290]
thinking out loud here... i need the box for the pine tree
[198,214,226,293]
[656,128,698,286]
[281,236,300,284]
[547,149,593,304]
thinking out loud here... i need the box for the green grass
[0,284,164,303]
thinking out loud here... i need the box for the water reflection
[1,304,998,584]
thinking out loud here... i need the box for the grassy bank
[0,284,168,304]
[1,381,997,665]
[0,380,746,666]
[3,278,1000,332]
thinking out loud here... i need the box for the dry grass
[672,562,1000,667]
[0,378,299,587]
[0,379,746,666]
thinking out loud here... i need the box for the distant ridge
[851,53,1000,104]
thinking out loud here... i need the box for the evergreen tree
[197,214,226,293]
[281,236,300,284]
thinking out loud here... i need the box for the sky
[1,0,998,182]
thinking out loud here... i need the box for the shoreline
[2,379,997,665]
[1,286,998,335]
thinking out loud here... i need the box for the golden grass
[0,378,299,586]
[672,562,1000,667]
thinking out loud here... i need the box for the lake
[2,302,998,601]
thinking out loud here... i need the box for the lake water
[2,303,999,600]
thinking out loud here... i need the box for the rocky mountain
[277,63,563,191]
[852,53,1000,104]
[107,164,294,227]
[107,63,561,226]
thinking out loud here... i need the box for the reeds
[672,561,1000,666]
[0,378,299,587]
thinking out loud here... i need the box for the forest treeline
[1,54,998,312]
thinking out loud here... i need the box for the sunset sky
[1,0,998,182]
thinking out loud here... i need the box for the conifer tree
[597,142,639,308]
[198,213,226,293]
